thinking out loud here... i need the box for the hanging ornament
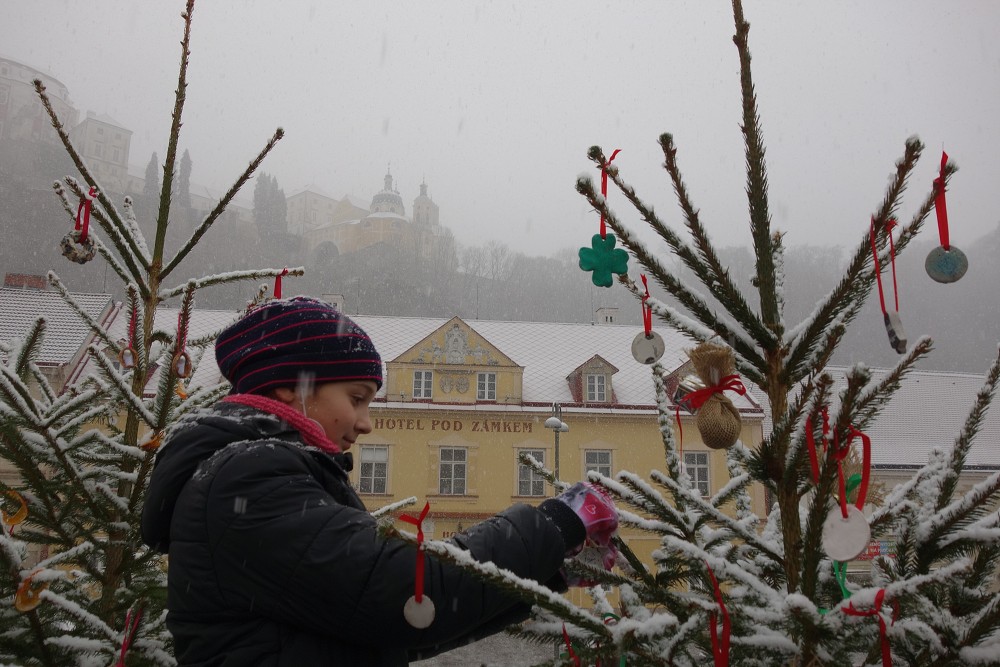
[273,267,289,299]
[680,342,746,450]
[561,624,582,667]
[14,570,48,612]
[870,217,906,353]
[808,414,874,562]
[172,310,191,379]
[399,502,435,629]
[1,490,28,534]
[579,149,628,287]
[118,306,138,370]
[579,233,629,288]
[174,381,188,401]
[632,275,665,364]
[60,186,97,264]
[927,150,968,283]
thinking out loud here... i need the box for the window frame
[438,446,467,496]
[477,372,497,401]
[358,444,389,495]
[584,449,612,479]
[683,451,711,497]
[585,373,607,402]
[517,448,546,497]
[413,370,433,399]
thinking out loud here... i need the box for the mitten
[553,482,619,548]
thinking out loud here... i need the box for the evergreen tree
[0,1,298,664]
[253,172,287,236]
[396,2,1000,664]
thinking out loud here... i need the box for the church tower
[370,168,406,216]
[412,178,440,227]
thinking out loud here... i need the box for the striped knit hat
[215,296,383,395]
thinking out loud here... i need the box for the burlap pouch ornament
[686,341,742,450]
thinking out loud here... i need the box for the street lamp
[544,402,569,485]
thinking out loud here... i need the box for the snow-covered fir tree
[392,2,1000,665]
[0,2,299,664]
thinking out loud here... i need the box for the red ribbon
[682,375,747,411]
[674,406,684,462]
[114,605,144,667]
[869,217,900,315]
[844,589,893,667]
[933,151,950,250]
[561,623,582,667]
[806,410,871,519]
[274,267,289,299]
[400,502,431,602]
[75,187,97,243]
[175,310,187,356]
[640,274,652,335]
[706,564,731,667]
[598,149,621,239]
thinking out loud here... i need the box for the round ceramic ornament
[925,245,968,284]
[821,505,871,562]
[403,594,435,629]
[60,229,96,264]
[631,331,665,365]
[14,575,47,613]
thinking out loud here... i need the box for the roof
[0,288,112,365]
[752,367,1000,469]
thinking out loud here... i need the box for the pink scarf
[222,394,341,454]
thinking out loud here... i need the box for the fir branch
[850,338,934,432]
[12,318,45,379]
[161,127,286,278]
[653,470,784,565]
[85,346,157,429]
[938,346,1000,511]
[917,471,1000,556]
[46,272,121,354]
[369,496,417,519]
[121,196,152,263]
[782,139,924,385]
[730,1,780,334]
[388,526,612,637]
[33,85,149,276]
[159,266,304,300]
[656,134,778,349]
[152,0,196,266]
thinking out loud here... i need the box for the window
[585,450,612,478]
[93,144,103,158]
[358,445,388,494]
[477,372,496,400]
[0,85,8,105]
[586,374,606,402]
[439,447,467,495]
[96,127,104,135]
[684,452,710,496]
[413,370,433,399]
[517,449,546,497]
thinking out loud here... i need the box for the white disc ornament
[925,245,968,284]
[821,505,871,562]
[403,594,435,629]
[883,311,907,354]
[631,331,665,365]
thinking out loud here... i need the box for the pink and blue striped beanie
[215,296,383,395]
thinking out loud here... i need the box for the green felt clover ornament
[579,233,629,287]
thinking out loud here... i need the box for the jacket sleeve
[200,442,570,650]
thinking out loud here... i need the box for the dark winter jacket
[141,402,581,666]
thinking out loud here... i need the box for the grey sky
[3,1,1000,257]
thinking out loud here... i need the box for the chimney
[4,274,47,290]
[322,293,346,311]
[595,306,618,325]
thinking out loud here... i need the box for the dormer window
[477,372,496,401]
[413,370,433,399]
[586,374,606,402]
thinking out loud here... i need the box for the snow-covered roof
[341,194,370,209]
[752,367,1000,469]
[288,184,335,200]
[0,288,112,365]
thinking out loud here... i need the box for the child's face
[302,381,378,451]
